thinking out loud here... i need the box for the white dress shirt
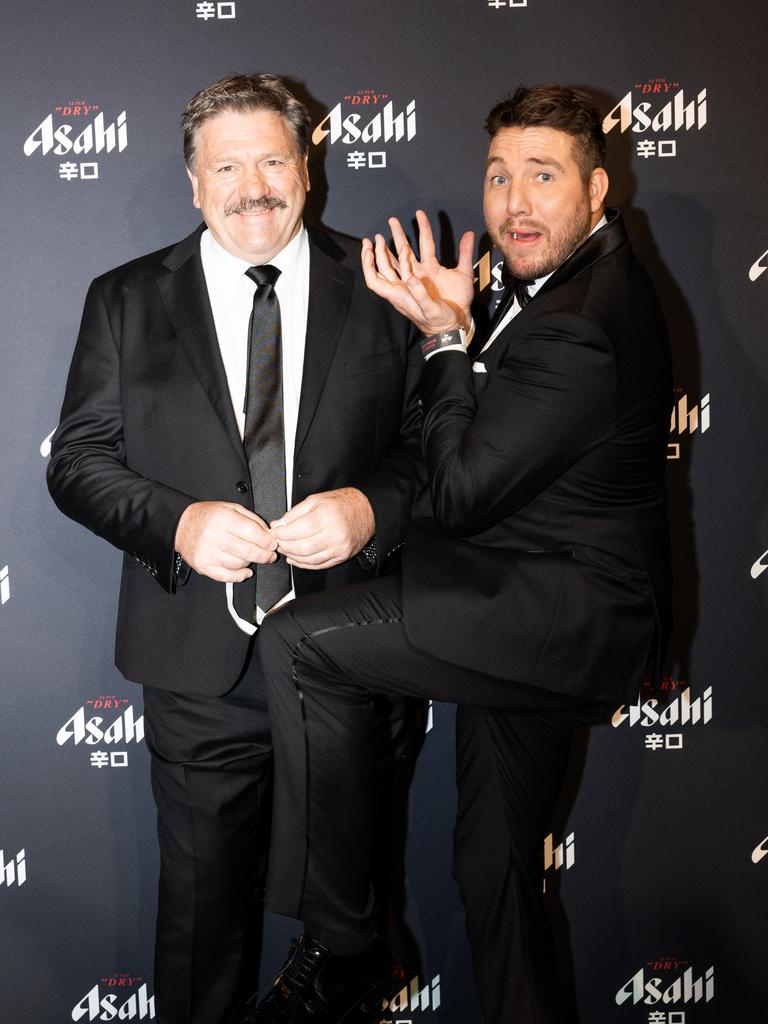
[199,225,310,623]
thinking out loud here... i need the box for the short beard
[494,200,592,281]
[225,196,287,216]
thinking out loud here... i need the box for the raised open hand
[361,209,475,336]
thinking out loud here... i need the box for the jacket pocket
[345,349,399,377]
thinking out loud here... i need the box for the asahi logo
[603,82,707,135]
[668,389,709,459]
[41,427,56,458]
[57,698,144,746]
[312,92,416,147]
[542,831,574,893]
[749,247,768,282]
[0,848,26,887]
[381,974,441,1016]
[57,697,144,768]
[751,550,768,580]
[616,962,714,1007]
[604,79,706,160]
[72,977,154,1021]
[473,248,505,295]
[24,106,127,158]
[670,390,710,436]
[612,683,712,730]
[544,831,574,872]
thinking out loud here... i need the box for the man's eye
[490,174,507,186]
[217,165,235,173]
[265,159,284,168]
[538,172,553,182]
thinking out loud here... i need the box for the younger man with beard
[252,85,673,1024]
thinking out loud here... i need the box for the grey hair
[182,73,310,170]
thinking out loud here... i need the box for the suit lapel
[294,227,354,458]
[479,209,627,375]
[156,225,245,461]
[537,207,626,297]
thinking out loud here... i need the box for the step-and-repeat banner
[2,1,767,1021]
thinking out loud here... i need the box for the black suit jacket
[48,224,424,695]
[402,211,672,705]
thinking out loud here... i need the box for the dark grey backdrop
[2,1,767,1021]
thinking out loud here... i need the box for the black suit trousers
[142,631,423,1024]
[260,575,612,1024]
[142,643,273,1024]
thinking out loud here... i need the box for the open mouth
[508,229,542,244]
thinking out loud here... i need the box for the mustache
[501,219,547,235]
[225,196,288,216]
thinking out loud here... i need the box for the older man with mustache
[48,72,425,1024]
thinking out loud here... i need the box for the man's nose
[244,165,269,195]
[505,181,532,218]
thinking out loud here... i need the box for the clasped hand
[361,209,475,335]
[175,488,375,582]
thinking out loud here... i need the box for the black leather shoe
[240,934,394,1024]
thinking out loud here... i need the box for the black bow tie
[500,266,535,309]
[488,269,535,334]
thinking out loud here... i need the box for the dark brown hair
[182,73,311,170]
[485,85,606,181]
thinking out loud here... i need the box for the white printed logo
[613,683,712,752]
[613,686,712,727]
[382,975,441,1017]
[195,1,236,18]
[313,98,415,146]
[542,831,574,893]
[1,565,9,606]
[668,391,709,460]
[544,831,574,872]
[24,109,127,157]
[751,835,768,864]
[57,698,144,769]
[604,81,706,161]
[616,965,714,1006]
[473,250,505,295]
[0,849,26,887]
[71,982,154,1022]
[24,105,127,182]
[41,427,56,457]
[312,93,415,173]
[748,248,768,282]
[750,550,768,580]
[604,86,706,135]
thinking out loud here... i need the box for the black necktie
[243,264,290,612]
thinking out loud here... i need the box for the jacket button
[236,480,249,494]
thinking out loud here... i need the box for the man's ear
[187,166,201,209]
[588,166,609,213]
